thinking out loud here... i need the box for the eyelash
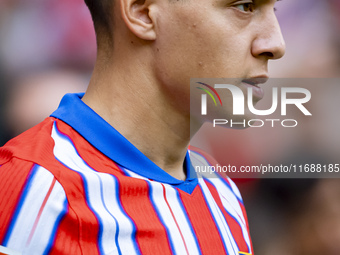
[233,0,281,13]
[233,1,255,13]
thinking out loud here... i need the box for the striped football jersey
[0,93,253,255]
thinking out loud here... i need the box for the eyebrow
[258,0,282,4]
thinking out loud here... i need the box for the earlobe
[120,0,156,41]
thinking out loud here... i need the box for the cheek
[153,24,204,91]
[153,10,252,99]
[186,26,251,78]
[154,9,224,75]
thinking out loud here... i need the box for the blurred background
[0,0,94,144]
[0,0,340,254]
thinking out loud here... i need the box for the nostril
[260,52,274,58]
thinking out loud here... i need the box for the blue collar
[51,93,198,193]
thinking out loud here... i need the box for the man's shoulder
[0,117,56,166]
[0,116,123,184]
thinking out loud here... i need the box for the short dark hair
[84,0,114,46]
[84,0,182,49]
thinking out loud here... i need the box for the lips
[241,77,269,100]
[242,77,269,87]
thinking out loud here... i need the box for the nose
[251,12,286,60]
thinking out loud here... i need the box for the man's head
[84,0,286,125]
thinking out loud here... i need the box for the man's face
[153,0,285,123]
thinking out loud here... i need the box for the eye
[234,2,255,13]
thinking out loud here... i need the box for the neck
[82,49,195,180]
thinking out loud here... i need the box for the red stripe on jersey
[161,184,189,255]
[55,120,125,176]
[116,176,173,255]
[27,177,57,246]
[205,181,249,253]
[179,187,227,255]
[0,160,34,244]
[46,147,101,254]
[0,118,58,167]
[49,207,82,255]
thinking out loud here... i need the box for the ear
[120,0,156,41]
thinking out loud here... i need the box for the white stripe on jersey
[124,169,202,255]
[189,152,219,179]
[228,178,243,201]
[149,182,191,255]
[24,179,67,255]
[5,165,66,255]
[51,122,139,255]
[190,151,243,202]
[206,178,246,225]
[101,173,139,255]
[205,178,251,251]
[123,169,148,180]
[198,178,239,255]
[190,151,251,251]
[162,184,201,255]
